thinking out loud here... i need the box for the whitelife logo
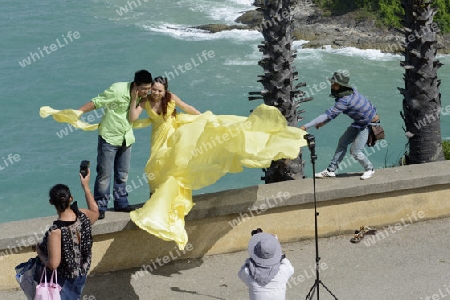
[18,31,81,68]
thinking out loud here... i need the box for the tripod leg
[318,280,339,299]
[305,280,317,300]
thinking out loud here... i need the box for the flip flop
[363,226,377,235]
[350,226,377,243]
[350,230,365,243]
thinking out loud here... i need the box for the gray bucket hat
[328,71,352,88]
[248,233,282,266]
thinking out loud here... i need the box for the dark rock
[193,3,450,54]
[235,10,262,29]
[192,24,249,33]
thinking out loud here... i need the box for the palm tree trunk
[399,0,444,164]
[249,0,312,183]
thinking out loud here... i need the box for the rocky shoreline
[194,3,450,55]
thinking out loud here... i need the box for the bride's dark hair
[152,76,176,119]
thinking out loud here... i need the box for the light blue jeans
[327,126,373,172]
[59,275,87,300]
[94,136,132,211]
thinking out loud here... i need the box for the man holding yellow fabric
[78,70,153,219]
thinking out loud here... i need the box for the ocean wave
[141,23,261,42]
[222,39,402,65]
[186,0,253,23]
[228,0,254,5]
[293,42,401,61]
[95,0,255,31]
[296,41,450,61]
[223,59,255,66]
[323,46,401,61]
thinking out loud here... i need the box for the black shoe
[114,206,135,213]
[99,211,105,220]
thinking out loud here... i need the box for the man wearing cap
[300,70,378,180]
[238,232,294,299]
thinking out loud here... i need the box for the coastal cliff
[194,2,450,54]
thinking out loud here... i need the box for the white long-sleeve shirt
[238,258,294,300]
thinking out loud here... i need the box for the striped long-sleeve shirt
[325,90,377,128]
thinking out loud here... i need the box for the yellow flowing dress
[129,100,307,249]
[39,103,307,250]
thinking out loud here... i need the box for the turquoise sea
[1,0,449,223]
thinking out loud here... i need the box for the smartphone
[80,160,90,178]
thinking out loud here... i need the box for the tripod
[304,134,338,300]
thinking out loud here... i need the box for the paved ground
[3,216,450,300]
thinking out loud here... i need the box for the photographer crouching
[238,229,294,300]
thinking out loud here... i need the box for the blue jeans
[59,275,87,300]
[94,135,132,211]
[327,126,373,172]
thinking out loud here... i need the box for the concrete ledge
[1,161,450,290]
[189,160,450,219]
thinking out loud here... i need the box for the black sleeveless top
[40,202,93,278]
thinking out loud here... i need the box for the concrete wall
[1,161,450,291]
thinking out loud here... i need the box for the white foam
[187,0,253,23]
[292,40,310,49]
[437,54,450,59]
[228,0,254,6]
[223,59,255,66]
[291,42,401,61]
[208,7,251,23]
[142,23,261,42]
[295,41,450,61]
[323,46,401,61]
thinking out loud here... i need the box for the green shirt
[91,82,136,147]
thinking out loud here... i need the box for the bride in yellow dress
[40,76,307,250]
[128,76,307,250]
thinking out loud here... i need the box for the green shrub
[434,0,450,33]
[378,0,403,28]
[312,0,450,33]
[442,140,450,160]
[354,9,375,23]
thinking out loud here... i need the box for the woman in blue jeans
[300,70,378,180]
[36,168,99,299]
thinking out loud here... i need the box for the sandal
[363,226,377,235]
[350,226,377,244]
[350,229,365,243]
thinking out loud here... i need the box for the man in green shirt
[78,70,152,219]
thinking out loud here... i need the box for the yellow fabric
[130,101,307,249]
[39,106,152,130]
[39,103,307,250]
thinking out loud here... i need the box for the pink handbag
[34,269,62,300]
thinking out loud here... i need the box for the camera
[80,160,90,178]
[251,228,263,236]
[304,134,315,149]
[304,134,317,162]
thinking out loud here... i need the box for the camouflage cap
[328,71,352,88]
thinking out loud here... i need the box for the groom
[78,70,153,219]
